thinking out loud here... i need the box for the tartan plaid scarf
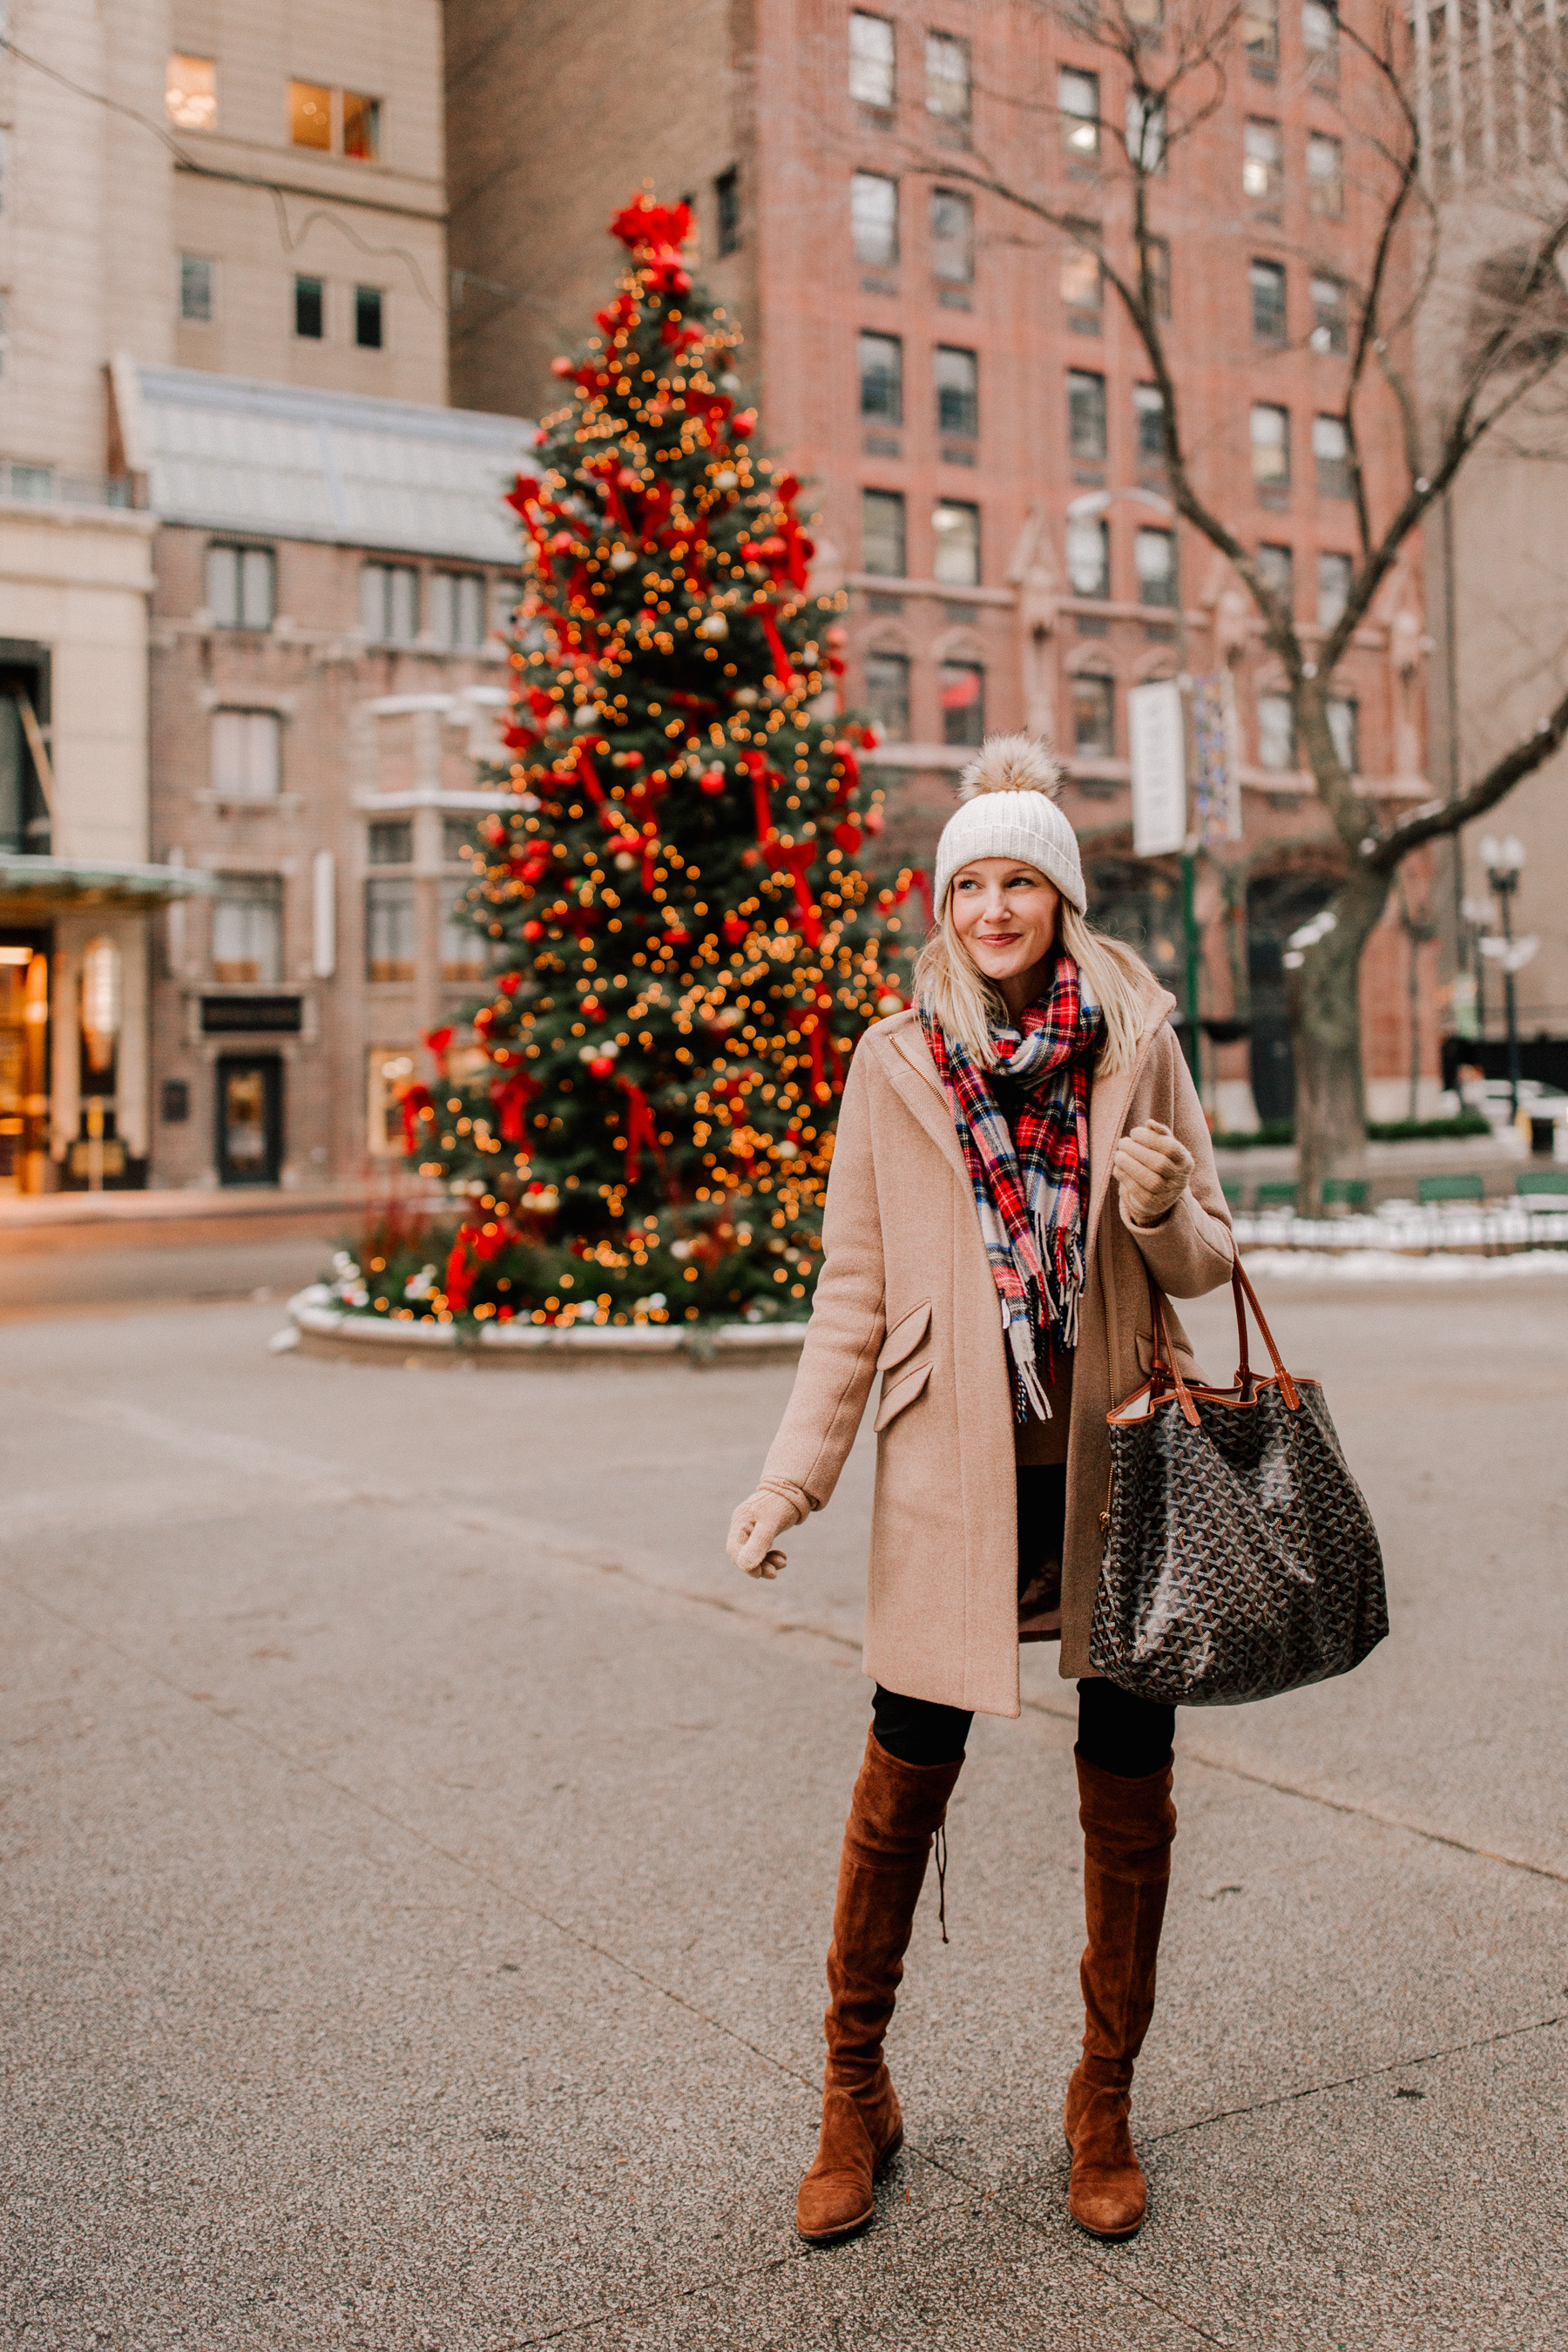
[919,956,1101,1423]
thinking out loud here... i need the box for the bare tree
[897,0,1568,1205]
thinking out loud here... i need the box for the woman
[727,736,1235,2248]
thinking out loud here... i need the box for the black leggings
[871,1469,1174,1779]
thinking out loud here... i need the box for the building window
[1303,0,1339,78]
[429,571,486,649]
[1314,413,1351,497]
[1327,695,1358,774]
[491,577,524,640]
[441,904,485,983]
[1134,382,1166,463]
[926,31,970,122]
[858,331,903,422]
[862,488,907,576]
[1310,274,1348,354]
[932,499,980,585]
[443,815,475,863]
[355,287,383,348]
[930,187,973,280]
[715,167,740,256]
[863,651,910,739]
[290,81,333,149]
[368,1047,416,1158]
[940,661,985,747]
[1070,369,1108,461]
[1135,527,1177,607]
[1073,673,1115,756]
[1250,403,1290,486]
[366,878,416,983]
[1061,221,1104,317]
[1125,90,1166,172]
[1060,69,1100,157]
[849,11,896,105]
[1257,692,1295,770]
[1317,551,1352,627]
[211,710,281,798]
[1257,542,1294,606]
[212,875,282,983]
[368,818,414,865]
[1244,0,1280,61]
[1244,118,1283,199]
[1066,515,1111,598]
[294,274,325,339]
[1307,133,1343,217]
[206,544,276,630]
[180,256,214,324]
[936,345,978,437]
[290,82,379,158]
[362,563,420,643]
[166,53,217,130]
[1146,234,1172,318]
[1250,258,1287,346]
[342,91,380,159]
[851,172,898,267]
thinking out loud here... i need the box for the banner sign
[1191,673,1243,844]
[1128,679,1186,857]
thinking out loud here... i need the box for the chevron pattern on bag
[1089,1263,1389,1708]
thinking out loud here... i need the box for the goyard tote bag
[1089,1257,1388,1707]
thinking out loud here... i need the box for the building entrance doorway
[0,934,50,1193]
[216,1056,282,1186]
[1246,872,1335,1125]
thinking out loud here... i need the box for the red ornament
[863,805,884,835]
[551,356,574,377]
[498,972,522,996]
[732,413,755,438]
[722,913,748,945]
[588,1054,617,1078]
[622,750,644,769]
[665,926,692,948]
[833,821,862,854]
[522,920,544,942]
[700,767,727,797]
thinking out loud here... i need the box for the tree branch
[1367,679,1568,872]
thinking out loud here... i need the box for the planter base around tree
[274,1288,810,1369]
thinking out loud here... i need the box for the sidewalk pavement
[1,1281,1564,2349]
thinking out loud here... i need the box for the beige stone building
[0,0,456,1191]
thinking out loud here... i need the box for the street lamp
[1477,834,1533,1120]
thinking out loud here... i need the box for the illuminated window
[368,1047,416,1157]
[1311,274,1348,354]
[290,80,332,149]
[167,54,217,131]
[1244,119,1283,199]
[1060,70,1100,157]
[849,12,896,105]
[1061,221,1103,315]
[342,91,380,159]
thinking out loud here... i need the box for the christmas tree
[364,193,920,1335]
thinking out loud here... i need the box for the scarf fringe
[1008,1317,1052,1419]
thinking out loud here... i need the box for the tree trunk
[1289,868,1390,1213]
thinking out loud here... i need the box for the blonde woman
[727,737,1235,2247]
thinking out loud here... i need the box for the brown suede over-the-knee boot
[795,1730,963,2246]
[1064,1749,1177,2240]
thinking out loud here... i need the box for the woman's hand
[727,1489,802,1580]
[1112,1119,1194,1227]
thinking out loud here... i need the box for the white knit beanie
[932,734,1086,917]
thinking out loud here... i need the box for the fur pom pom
[957,733,1064,802]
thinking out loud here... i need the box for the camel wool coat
[756,981,1235,1718]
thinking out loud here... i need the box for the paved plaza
[2,1275,1565,2349]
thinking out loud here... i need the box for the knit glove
[727,1488,803,1580]
[1112,1119,1193,1227]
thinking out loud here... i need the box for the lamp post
[1479,834,1526,1119]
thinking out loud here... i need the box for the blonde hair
[914,897,1151,1077]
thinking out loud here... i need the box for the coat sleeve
[757,1043,887,1518]
[1118,1025,1235,1300]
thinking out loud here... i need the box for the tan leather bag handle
[1146,1254,1300,1423]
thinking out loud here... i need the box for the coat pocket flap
[876,1299,931,1372]
[875,1356,932,1432]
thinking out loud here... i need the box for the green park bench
[1417,1173,1486,1206]
[1254,1181,1299,1212]
[1321,1178,1369,1212]
[1517,1167,1568,1198]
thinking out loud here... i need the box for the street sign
[1128,679,1186,857]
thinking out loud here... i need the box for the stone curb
[274,1289,810,1369]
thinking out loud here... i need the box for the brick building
[445,0,1442,1126]
[127,365,531,1187]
